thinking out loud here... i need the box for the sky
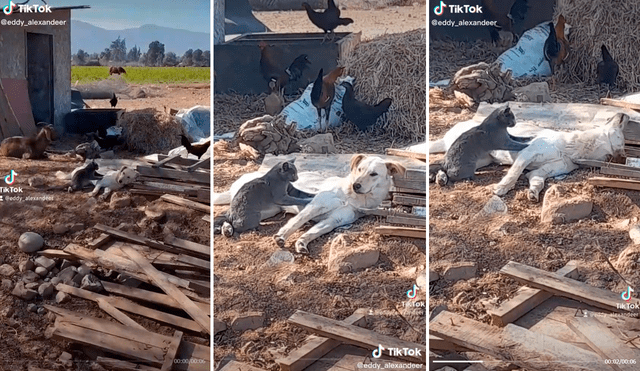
[53,0,210,33]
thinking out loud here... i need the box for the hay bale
[555,1,640,90]
[119,108,182,154]
[341,29,426,142]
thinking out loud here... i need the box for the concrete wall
[0,9,71,133]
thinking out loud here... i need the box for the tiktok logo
[372,344,384,358]
[406,284,418,299]
[433,1,446,16]
[4,170,17,185]
[622,286,634,302]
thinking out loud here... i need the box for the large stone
[416,270,427,289]
[52,224,69,235]
[55,291,71,304]
[57,266,77,284]
[110,192,132,209]
[19,260,35,272]
[327,234,379,273]
[541,185,593,224]
[22,271,40,283]
[18,232,44,253]
[35,267,48,277]
[0,264,16,277]
[35,256,56,271]
[231,312,265,332]
[12,282,37,300]
[77,264,92,278]
[81,274,103,293]
[442,262,477,282]
[477,195,507,217]
[38,282,55,298]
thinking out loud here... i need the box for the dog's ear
[385,162,406,177]
[350,154,366,171]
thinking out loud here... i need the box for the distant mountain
[71,20,210,55]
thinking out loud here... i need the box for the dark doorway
[26,32,54,125]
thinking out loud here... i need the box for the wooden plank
[161,330,184,371]
[164,235,209,258]
[500,261,635,313]
[122,246,211,335]
[589,177,640,191]
[392,178,426,192]
[391,186,425,195]
[375,226,425,239]
[136,166,210,185]
[487,260,580,326]
[161,194,210,213]
[153,154,181,168]
[601,98,640,112]
[573,159,630,169]
[96,357,161,371]
[0,79,24,139]
[178,255,210,271]
[392,194,426,207]
[276,308,368,371]
[567,316,640,371]
[37,249,74,260]
[624,146,640,158]
[56,284,204,333]
[185,157,210,172]
[96,297,146,331]
[107,242,205,273]
[219,361,267,371]
[287,310,426,364]
[403,168,426,180]
[89,234,113,249]
[101,281,210,314]
[1,78,37,136]
[386,215,426,227]
[430,311,603,371]
[600,166,640,179]
[153,154,207,168]
[429,334,471,352]
[94,224,168,251]
[385,148,426,161]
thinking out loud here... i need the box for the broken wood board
[601,98,640,112]
[574,159,640,179]
[391,186,425,195]
[375,226,425,239]
[185,157,210,172]
[89,234,113,249]
[107,241,208,273]
[164,235,210,259]
[122,246,211,335]
[276,308,368,371]
[500,261,637,313]
[386,215,426,227]
[96,356,160,371]
[488,260,580,326]
[136,165,210,185]
[152,154,181,168]
[0,78,23,140]
[145,154,209,168]
[1,78,37,137]
[393,194,426,207]
[589,177,640,191]
[392,178,426,192]
[96,297,146,331]
[55,284,204,333]
[385,148,426,161]
[46,306,210,370]
[37,249,74,260]
[161,194,210,213]
[288,310,426,364]
[219,361,267,371]
[161,330,184,371]
[567,316,640,371]
[430,310,602,371]
[429,334,471,352]
[624,146,640,158]
[101,281,210,314]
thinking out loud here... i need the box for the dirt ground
[214,4,427,370]
[0,84,210,371]
[429,41,640,367]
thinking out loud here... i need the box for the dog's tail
[212,191,232,205]
[429,160,444,183]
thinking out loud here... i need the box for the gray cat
[68,160,102,193]
[214,160,315,237]
[429,106,532,185]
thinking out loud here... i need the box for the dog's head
[116,166,139,185]
[349,154,406,195]
[605,112,628,161]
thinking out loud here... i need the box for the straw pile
[118,108,182,154]
[341,29,426,142]
[555,1,640,90]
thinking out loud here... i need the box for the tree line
[72,36,210,67]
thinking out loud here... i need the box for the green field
[71,66,210,85]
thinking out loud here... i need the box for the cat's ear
[503,107,511,114]
[282,162,290,171]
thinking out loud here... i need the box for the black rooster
[302,0,353,43]
[340,81,392,131]
[180,135,210,159]
[597,45,619,98]
[543,22,560,74]
[109,93,117,108]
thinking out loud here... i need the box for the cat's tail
[213,212,229,235]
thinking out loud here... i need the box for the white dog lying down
[89,166,139,198]
[430,112,628,201]
[214,155,406,253]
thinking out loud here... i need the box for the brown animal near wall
[109,66,127,75]
[0,124,55,159]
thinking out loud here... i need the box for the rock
[429,304,448,321]
[37,307,45,315]
[28,303,38,313]
[50,277,62,286]
[110,192,132,209]
[25,282,40,290]
[52,224,69,234]
[60,259,74,271]
[59,351,73,367]
[214,318,227,334]
[35,256,56,271]
[35,267,48,277]
[429,269,439,283]
[630,224,640,244]
[69,223,85,233]
[231,311,265,332]
[19,260,35,272]
[442,262,477,281]
[416,270,427,289]
[22,271,40,283]
[477,195,507,217]
[327,234,379,273]
[266,250,295,267]
[12,282,37,300]
[77,264,92,278]
[298,133,337,154]
[28,175,45,187]
[38,282,55,298]
[99,150,115,159]
[513,82,552,103]
[541,185,593,224]
[18,232,45,253]
[55,291,71,304]
[81,274,103,293]
[57,266,77,284]
[0,264,16,277]
[2,279,13,291]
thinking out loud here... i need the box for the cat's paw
[295,240,309,255]
[435,170,448,186]
[221,222,234,237]
[274,235,286,248]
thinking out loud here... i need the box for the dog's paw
[492,184,509,196]
[295,241,309,255]
[221,222,233,237]
[527,189,540,203]
[274,235,286,248]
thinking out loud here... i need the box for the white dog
[89,166,139,198]
[430,112,628,201]
[273,154,406,254]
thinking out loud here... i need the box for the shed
[0,4,89,139]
